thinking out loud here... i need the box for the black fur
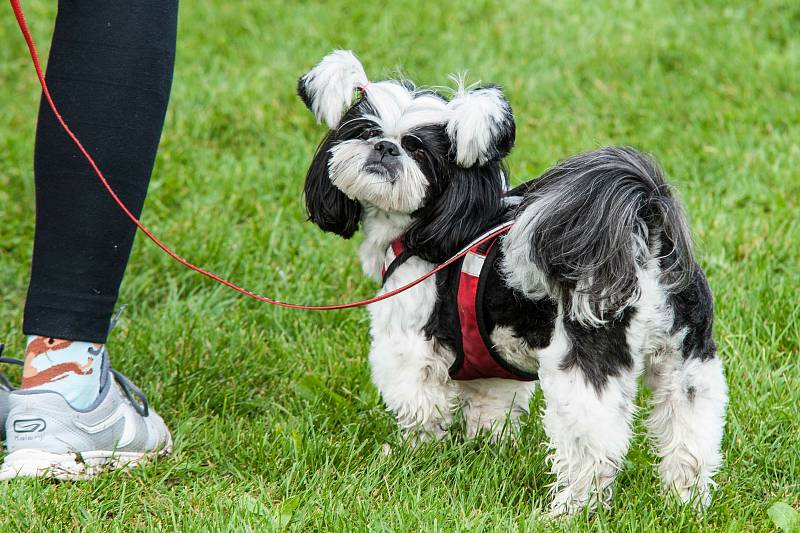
[303,130,362,238]
[482,241,557,350]
[515,147,695,321]
[477,84,516,162]
[405,160,508,263]
[560,306,635,392]
[423,203,557,378]
[299,73,715,395]
[300,82,515,251]
[297,76,313,114]
[669,265,716,361]
[424,260,461,360]
[302,98,383,238]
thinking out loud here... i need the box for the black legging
[23,0,178,343]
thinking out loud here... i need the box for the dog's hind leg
[645,274,727,510]
[646,352,726,509]
[538,308,642,517]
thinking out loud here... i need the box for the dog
[297,50,727,516]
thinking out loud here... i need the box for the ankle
[23,336,104,409]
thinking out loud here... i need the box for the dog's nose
[374,140,401,157]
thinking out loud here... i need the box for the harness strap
[381,239,407,281]
[450,232,537,381]
[379,222,536,382]
[450,231,536,381]
[380,222,515,284]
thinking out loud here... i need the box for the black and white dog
[297,50,727,515]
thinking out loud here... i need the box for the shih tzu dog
[297,50,727,516]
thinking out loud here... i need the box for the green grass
[1,0,799,530]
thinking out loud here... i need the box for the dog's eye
[359,129,379,140]
[401,136,424,154]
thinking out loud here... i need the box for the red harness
[382,224,537,382]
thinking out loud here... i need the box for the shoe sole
[0,434,172,481]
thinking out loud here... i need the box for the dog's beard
[329,140,428,213]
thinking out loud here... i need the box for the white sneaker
[1,351,171,480]
[0,345,23,442]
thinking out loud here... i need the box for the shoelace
[0,344,24,392]
[109,365,150,417]
[0,342,149,417]
[104,305,149,417]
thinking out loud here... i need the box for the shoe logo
[73,404,137,448]
[13,418,47,433]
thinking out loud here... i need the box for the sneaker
[0,345,24,441]
[0,350,171,480]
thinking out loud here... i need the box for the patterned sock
[22,336,104,410]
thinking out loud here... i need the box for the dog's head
[298,50,515,260]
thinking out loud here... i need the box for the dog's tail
[502,146,695,327]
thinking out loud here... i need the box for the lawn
[1,0,799,530]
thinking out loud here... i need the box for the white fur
[501,221,553,301]
[536,303,640,516]
[360,208,535,443]
[457,378,535,440]
[300,57,727,516]
[327,82,450,214]
[359,207,726,517]
[360,81,450,137]
[637,263,727,509]
[646,337,727,509]
[447,86,511,167]
[490,325,540,375]
[357,196,726,517]
[358,206,410,282]
[329,140,429,213]
[362,209,456,441]
[301,50,369,129]
[502,196,651,328]
[531,262,726,516]
[337,147,726,518]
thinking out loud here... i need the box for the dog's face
[325,83,451,214]
[298,51,515,260]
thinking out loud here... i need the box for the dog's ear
[446,84,515,168]
[298,50,369,130]
[405,164,506,262]
[304,132,362,239]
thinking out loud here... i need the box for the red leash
[9,0,511,310]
